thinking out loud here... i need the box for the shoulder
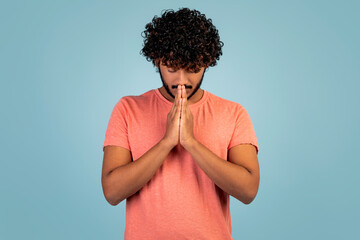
[206,90,246,112]
[115,89,156,109]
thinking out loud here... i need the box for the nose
[176,70,188,87]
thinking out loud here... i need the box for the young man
[102,8,260,240]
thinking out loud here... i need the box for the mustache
[171,85,192,89]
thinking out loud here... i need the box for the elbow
[104,190,123,206]
[109,200,121,206]
[243,195,255,205]
[102,178,124,206]
[238,184,259,205]
[106,195,119,206]
[239,192,257,205]
[245,185,259,204]
[233,192,255,205]
[243,174,259,204]
[244,185,259,204]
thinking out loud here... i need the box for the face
[158,61,206,101]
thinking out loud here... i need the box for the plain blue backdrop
[1,0,359,239]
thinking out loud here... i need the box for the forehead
[160,63,204,72]
[159,59,204,69]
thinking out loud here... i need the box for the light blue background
[1,0,359,239]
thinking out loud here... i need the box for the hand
[179,85,195,147]
[162,85,182,148]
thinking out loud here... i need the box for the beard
[159,68,205,100]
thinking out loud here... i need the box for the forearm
[183,139,257,204]
[105,139,173,205]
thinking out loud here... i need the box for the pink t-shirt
[103,88,259,240]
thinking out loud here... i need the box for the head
[140,8,224,100]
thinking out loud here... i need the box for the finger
[176,85,181,104]
[171,85,181,112]
[181,98,185,116]
[182,86,187,106]
[177,96,182,119]
[182,85,187,99]
[177,85,181,99]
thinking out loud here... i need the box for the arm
[183,140,260,204]
[102,139,173,206]
[179,86,260,204]
[102,86,183,206]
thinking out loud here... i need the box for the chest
[127,107,235,160]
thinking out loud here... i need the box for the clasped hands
[163,85,195,149]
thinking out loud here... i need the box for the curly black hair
[140,8,224,73]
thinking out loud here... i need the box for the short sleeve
[102,98,130,152]
[228,105,259,154]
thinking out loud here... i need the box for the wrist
[182,137,197,151]
[160,137,176,151]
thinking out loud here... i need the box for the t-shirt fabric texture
[102,88,259,240]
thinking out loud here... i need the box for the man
[102,8,260,240]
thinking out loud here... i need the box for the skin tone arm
[102,86,184,206]
[103,140,172,205]
[182,140,259,204]
[178,85,260,204]
[103,85,259,205]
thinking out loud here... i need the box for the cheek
[163,74,176,84]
